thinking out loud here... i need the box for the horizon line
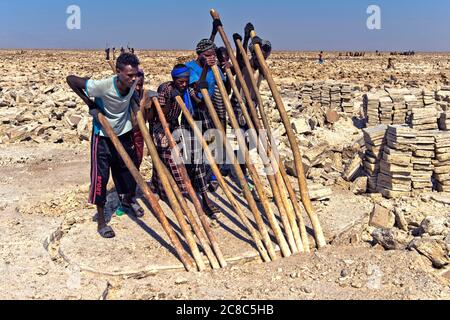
[1,48,449,54]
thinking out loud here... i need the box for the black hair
[116,52,140,70]
[216,47,227,54]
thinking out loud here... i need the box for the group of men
[67,26,272,239]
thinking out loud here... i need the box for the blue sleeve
[186,62,200,85]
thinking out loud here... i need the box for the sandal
[98,225,116,239]
[204,203,222,220]
[122,201,145,218]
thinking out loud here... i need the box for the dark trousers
[88,131,137,206]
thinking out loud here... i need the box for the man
[149,64,190,200]
[318,51,324,64]
[183,39,226,218]
[387,57,395,70]
[66,52,141,239]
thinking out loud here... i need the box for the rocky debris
[343,155,362,182]
[445,233,450,252]
[372,228,413,250]
[363,93,381,127]
[362,125,450,198]
[297,81,360,130]
[379,95,395,125]
[362,125,387,191]
[439,112,450,131]
[351,176,367,195]
[377,125,414,198]
[433,132,450,192]
[308,184,333,201]
[340,84,354,114]
[361,192,449,269]
[393,208,409,231]
[410,107,439,131]
[362,86,447,128]
[419,216,449,236]
[0,84,90,144]
[411,131,435,194]
[369,205,395,229]
[408,238,449,268]
[385,88,410,125]
[404,94,420,123]
[325,109,340,124]
[431,194,450,205]
[18,186,92,218]
[292,118,312,134]
[423,89,437,108]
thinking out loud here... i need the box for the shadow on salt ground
[97,186,188,260]
[211,192,256,248]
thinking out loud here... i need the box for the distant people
[387,57,395,70]
[318,51,324,64]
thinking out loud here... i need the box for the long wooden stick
[208,10,298,254]
[174,95,272,262]
[249,29,326,248]
[102,62,219,267]
[137,96,221,269]
[209,65,292,257]
[107,60,115,74]
[222,66,302,253]
[197,81,279,260]
[133,109,206,271]
[150,96,226,268]
[96,113,196,271]
[233,36,310,252]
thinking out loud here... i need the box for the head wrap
[137,68,145,78]
[249,39,272,55]
[171,65,190,79]
[196,39,217,55]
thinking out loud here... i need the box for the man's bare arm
[66,75,98,110]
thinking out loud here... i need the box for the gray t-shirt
[86,76,137,137]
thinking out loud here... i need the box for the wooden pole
[174,95,272,262]
[96,112,196,271]
[208,10,299,253]
[196,83,280,260]
[150,95,226,268]
[107,60,115,74]
[233,36,310,252]
[209,65,292,257]
[222,66,302,253]
[133,109,206,271]
[249,29,326,248]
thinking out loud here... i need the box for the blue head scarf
[171,65,193,115]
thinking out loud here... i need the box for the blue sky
[1,0,449,51]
